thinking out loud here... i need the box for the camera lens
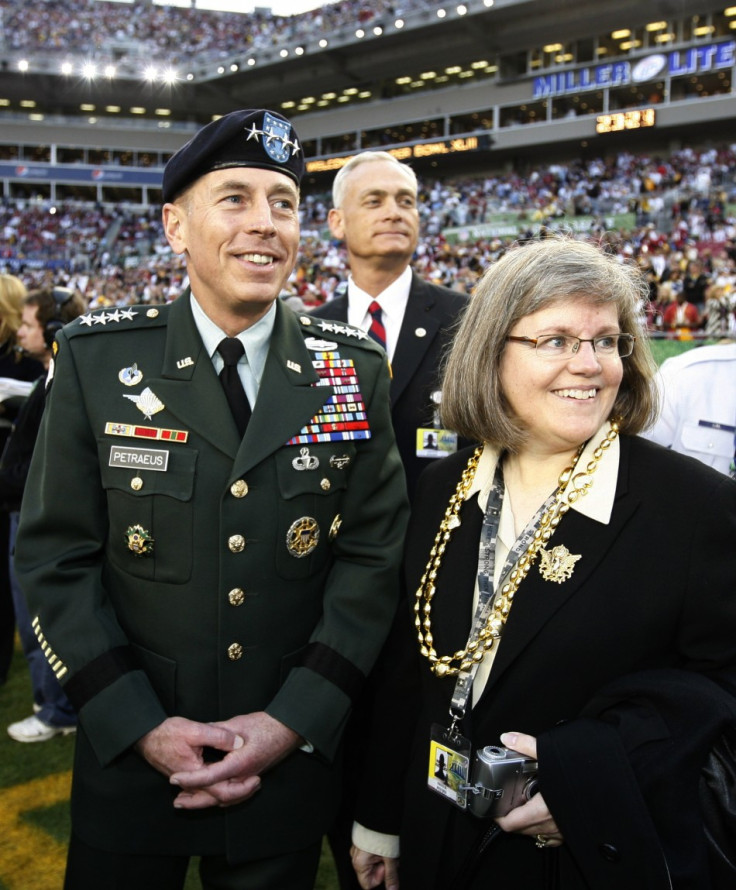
[524,777,540,801]
[482,746,506,759]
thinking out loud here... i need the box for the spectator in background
[643,339,736,477]
[4,286,85,740]
[0,274,44,686]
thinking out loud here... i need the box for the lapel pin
[177,356,194,369]
[286,360,302,373]
[415,327,427,338]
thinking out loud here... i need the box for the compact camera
[464,745,539,818]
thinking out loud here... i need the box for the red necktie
[367,300,386,349]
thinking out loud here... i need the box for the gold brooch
[125,524,154,557]
[538,544,581,583]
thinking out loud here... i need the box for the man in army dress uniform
[16,109,409,890]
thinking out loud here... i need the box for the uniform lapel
[232,302,332,477]
[141,292,241,458]
[390,274,442,404]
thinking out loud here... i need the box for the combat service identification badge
[286,517,319,558]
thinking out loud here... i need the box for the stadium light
[143,66,158,82]
[457,5,468,14]
[395,19,404,28]
[355,29,365,38]
[61,62,73,76]
[81,62,97,79]
[104,65,116,79]
[18,60,29,72]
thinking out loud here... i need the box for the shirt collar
[468,420,619,525]
[345,266,412,329]
[189,292,276,387]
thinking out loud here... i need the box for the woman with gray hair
[351,236,736,890]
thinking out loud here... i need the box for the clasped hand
[136,711,301,809]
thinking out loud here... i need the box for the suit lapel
[479,440,641,695]
[390,274,442,404]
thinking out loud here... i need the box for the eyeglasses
[506,333,635,359]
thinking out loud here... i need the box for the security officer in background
[310,150,469,502]
[310,151,469,890]
[16,109,408,890]
[644,339,736,477]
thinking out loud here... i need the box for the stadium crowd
[0,0,443,69]
[2,145,736,337]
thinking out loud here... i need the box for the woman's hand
[493,731,564,848]
[351,846,400,890]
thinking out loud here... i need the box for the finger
[499,731,537,759]
[383,856,400,890]
[170,750,251,789]
[172,776,260,809]
[195,724,245,752]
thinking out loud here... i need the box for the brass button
[130,476,143,491]
[146,308,159,318]
[228,534,246,553]
[227,643,243,661]
[320,478,331,491]
[228,588,245,606]
[230,479,248,498]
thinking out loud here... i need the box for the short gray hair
[332,151,418,208]
[441,235,658,450]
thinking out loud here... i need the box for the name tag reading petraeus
[109,445,169,471]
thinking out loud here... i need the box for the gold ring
[535,834,551,849]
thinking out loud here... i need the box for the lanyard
[449,458,559,727]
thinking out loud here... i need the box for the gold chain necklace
[415,422,619,677]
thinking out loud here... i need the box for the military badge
[123,387,165,419]
[286,517,319,558]
[292,447,319,471]
[538,544,581,583]
[119,364,143,386]
[125,524,154,557]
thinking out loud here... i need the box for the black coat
[310,272,468,501]
[356,435,736,890]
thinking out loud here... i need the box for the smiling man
[15,109,408,890]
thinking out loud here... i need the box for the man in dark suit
[15,109,408,890]
[310,151,468,502]
[311,151,468,889]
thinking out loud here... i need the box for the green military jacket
[16,293,409,860]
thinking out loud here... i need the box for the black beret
[162,108,304,203]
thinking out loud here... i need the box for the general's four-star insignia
[79,308,139,327]
[538,544,581,584]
